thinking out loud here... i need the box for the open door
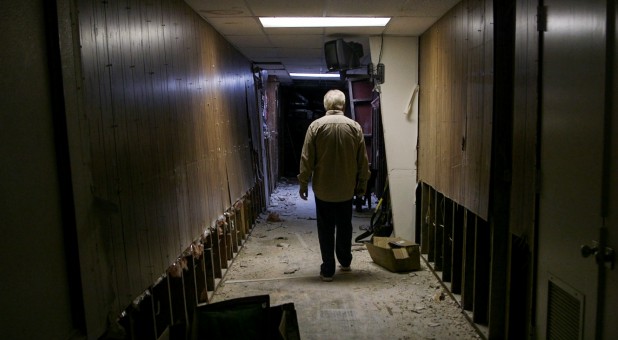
[536,0,617,339]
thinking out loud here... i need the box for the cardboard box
[365,236,421,272]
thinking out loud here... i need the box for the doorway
[535,0,617,338]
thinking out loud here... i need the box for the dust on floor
[211,179,481,340]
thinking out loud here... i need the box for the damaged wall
[416,1,518,337]
[57,0,262,336]
[264,75,281,193]
[418,0,493,220]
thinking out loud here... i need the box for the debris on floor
[433,290,446,302]
[284,267,300,274]
[212,179,481,340]
[267,211,283,222]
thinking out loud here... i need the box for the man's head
[323,89,346,111]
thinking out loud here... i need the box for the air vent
[547,275,584,340]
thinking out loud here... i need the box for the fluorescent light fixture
[289,73,341,78]
[260,17,390,28]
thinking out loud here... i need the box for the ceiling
[184,0,460,84]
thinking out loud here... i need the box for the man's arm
[297,126,315,200]
[355,129,371,196]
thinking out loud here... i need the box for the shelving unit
[347,78,374,158]
[347,78,384,210]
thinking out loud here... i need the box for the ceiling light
[289,73,341,78]
[259,17,390,28]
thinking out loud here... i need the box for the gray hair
[323,89,346,111]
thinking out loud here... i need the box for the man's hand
[355,186,366,197]
[299,186,308,200]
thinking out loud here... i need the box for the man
[298,89,371,282]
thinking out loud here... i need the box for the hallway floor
[210,179,480,340]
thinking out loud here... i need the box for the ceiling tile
[268,34,324,47]
[245,0,325,16]
[400,0,460,16]
[384,16,440,35]
[183,0,460,78]
[325,0,408,16]
[240,47,281,59]
[226,35,273,48]
[323,27,386,38]
[204,17,263,36]
[278,48,323,59]
[184,0,250,16]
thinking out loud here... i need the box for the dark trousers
[314,197,353,277]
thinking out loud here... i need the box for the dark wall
[509,0,539,338]
[0,1,76,338]
[279,83,346,177]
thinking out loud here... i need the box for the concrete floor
[211,179,481,340]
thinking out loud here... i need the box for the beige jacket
[297,110,371,202]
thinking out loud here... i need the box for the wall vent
[547,275,585,340]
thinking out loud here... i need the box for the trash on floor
[365,236,421,272]
[191,294,300,340]
[267,212,283,222]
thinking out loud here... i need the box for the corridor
[210,179,481,340]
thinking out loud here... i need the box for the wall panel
[70,0,259,334]
[418,0,493,219]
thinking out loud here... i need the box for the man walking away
[297,89,371,282]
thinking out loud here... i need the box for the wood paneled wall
[418,1,522,338]
[265,76,280,191]
[418,0,493,220]
[67,0,259,334]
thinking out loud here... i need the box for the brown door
[536,0,617,339]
